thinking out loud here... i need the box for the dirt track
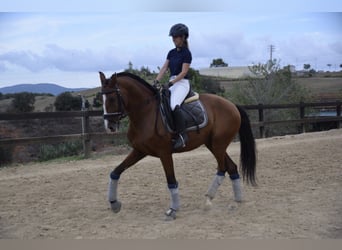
[0,129,341,239]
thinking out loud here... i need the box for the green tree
[128,61,133,72]
[303,64,314,77]
[140,66,152,77]
[229,59,309,105]
[11,92,35,112]
[303,64,311,70]
[54,92,82,111]
[93,92,103,108]
[188,68,225,95]
[228,59,311,136]
[210,58,228,67]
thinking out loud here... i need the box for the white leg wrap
[169,188,180,211]
[108,178,118,202]
[231,178,242,202]
[206,174,225,199]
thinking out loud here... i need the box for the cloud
[191,31,272,67]
[0,50,46,72]
[331,41,342,55]
[1,11,342,89]
[0,61,7,72]
[274,32,342,68]
[0,44,129,72]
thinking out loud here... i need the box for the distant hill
[0,83,88,96]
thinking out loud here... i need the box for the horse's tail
[236,105,257,186]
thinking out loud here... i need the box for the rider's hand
[162,82,173,89]
[153,79,161,89]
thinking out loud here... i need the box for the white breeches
[169,76,190,111]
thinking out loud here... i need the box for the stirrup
[173,134,187,149]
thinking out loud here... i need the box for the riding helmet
[169,23,189,39]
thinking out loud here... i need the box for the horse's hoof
[164,208,177,221]
[110,200,122,213]
[204,197,213,211]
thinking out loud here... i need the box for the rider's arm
[155,60,169,82]
[169,63,190,84]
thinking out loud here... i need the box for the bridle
[101,85,127,121]
[101,75,162,135]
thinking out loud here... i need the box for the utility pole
[269,44,275,61]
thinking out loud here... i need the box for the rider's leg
[169,78,190,149]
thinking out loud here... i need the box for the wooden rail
[0,111,105,158]
[243,101,341,137]
[0,101,341,158]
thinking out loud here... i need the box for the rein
[101,74,166,137]
[101,84,159,121]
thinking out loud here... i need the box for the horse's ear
[99,71,106,86]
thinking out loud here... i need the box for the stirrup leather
[178,134,186,147]
[173,134,187,149]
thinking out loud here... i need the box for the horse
[99,71,256,220]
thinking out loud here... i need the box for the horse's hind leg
[205,143,227,202]
[205,141,243,205]
[225,154,242,202]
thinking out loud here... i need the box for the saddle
[159,86,208,133]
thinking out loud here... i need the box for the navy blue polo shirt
[167,47,192,79]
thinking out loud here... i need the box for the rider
[154,23,192,150]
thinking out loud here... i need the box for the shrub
[38,141,83,161]
[0,145,13,167]
[54,92,82,111]
[11,92,35,112]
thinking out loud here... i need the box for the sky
[0,0,342,88]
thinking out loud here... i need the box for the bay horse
[99,71,256,220]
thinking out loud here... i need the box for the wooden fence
[0,110,106,158]
[242,101,341,138]
[0,101,341,158]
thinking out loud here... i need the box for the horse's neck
[121,79,156,122]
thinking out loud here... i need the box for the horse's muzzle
[104,118,120,133]
[107,121,119,133]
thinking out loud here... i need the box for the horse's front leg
[108,149,146,213]
[160,154,179,220]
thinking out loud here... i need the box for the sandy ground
[0,129,341,239]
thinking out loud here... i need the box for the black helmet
[169,23,189,39]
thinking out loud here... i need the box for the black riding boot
[172,105,188,150]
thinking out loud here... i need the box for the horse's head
[99,71,127,133]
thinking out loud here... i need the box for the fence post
[258,103,265,138]
[82,111,91,158]
[299,101,306,133]
[337,100,341,129]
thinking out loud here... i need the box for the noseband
[101,85,127,121]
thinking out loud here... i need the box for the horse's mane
[116,72,157,94]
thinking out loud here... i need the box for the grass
[219,75,342,100]
[37,141,83,162]
[37,155,85,164]
[296,77,342,94]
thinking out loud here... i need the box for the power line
[269,45,275,61]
